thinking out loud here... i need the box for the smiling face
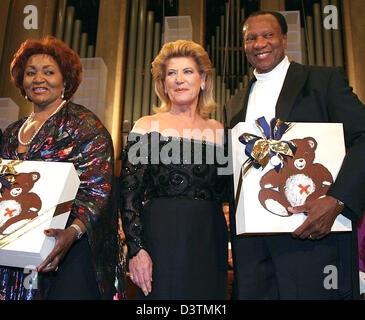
[23,54,64,109]
[243,14,287,74]
[164,56,206,110]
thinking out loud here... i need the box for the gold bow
[0,159,22,183]
[241,132,296,171]
[239,118,296,176]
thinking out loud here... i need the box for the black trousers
[41,232,101,300]
[231,232,360,300]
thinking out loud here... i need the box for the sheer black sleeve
[119,134,150,259]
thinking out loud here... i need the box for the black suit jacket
[224,61,365,223]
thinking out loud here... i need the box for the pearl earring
[24,95,28,100]
[201,85,205,91]
[61,87,65,99]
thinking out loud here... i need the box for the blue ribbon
[239,117,297,173]
[0,175,12,193]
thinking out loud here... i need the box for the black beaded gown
[120,132,228,300]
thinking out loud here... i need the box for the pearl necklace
[18,100,67,146]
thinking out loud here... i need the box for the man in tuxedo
[224,11,365,299]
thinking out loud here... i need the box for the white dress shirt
[245,56,290,123]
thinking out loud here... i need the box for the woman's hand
[37,224,83,273]
[129,249,153,296]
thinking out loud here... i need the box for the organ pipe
[305,15,315,65]
[79,33,88,58]
[321,0,334,66]
[54,2,95,59]
[141,11,155,117]
[122,0,165,129]
[122,0,139,132]
[331,0,344,67]
[55,0,67,40]
[72,19,82,55]
[301,28,308,65]
[132,0,147,124]
[87,45,94,58]
[63,6,75,47]
[150,21,161,114]
[313,3,324,66]
[208,0,247,119]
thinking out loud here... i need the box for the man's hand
[289,196,344,240]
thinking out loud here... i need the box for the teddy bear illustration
[0,172,42,235]
[258,137,333,217]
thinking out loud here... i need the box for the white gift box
[231,121,352,235]
[0,160,80,268]
[360,271,365,294]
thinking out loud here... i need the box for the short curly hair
[151,40,216,119]
[10,36,82,100]
[242,11,288,36]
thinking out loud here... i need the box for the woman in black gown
[120,40,228,299]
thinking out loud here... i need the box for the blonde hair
[151,40,216,119]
